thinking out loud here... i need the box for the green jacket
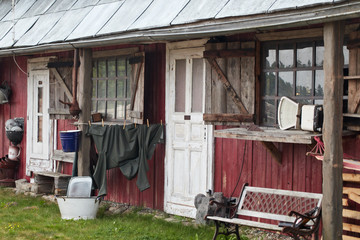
[87,124,163,196]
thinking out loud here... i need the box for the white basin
[56,196,100,220]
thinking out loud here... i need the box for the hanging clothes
[87,123,163,196]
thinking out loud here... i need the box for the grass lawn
[0,187,218,240]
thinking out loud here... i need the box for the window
[260,39,349,127]
[91,56,131,121]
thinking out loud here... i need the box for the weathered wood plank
[343,235,360,240]
[343,173,360,183]
[343,198,349,206]
[348,192,360,204]
[92,47,139,58]
[203,113,253,122]
[261,141,281,164]
[343,187,360,195]
[206,58,249,114]
[214,127,320,144]
[241,42,255,115]
[77,48,92,176]
[343,223,360,234]
[203,49,255,58]
[343,209,360,220]
[348,31,360,114]
[50,68,73,102]
[322,21,345,240]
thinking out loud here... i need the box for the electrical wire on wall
[10,0,27,76]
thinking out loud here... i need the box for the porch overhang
[0,1,359,56]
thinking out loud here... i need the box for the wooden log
[343,209,360,220]
[203,113,253,122]
[77,48,92,176]
[343,235,360,240]
[349,192,360,204]
[343,187,360,195]
[322,21,345,240]
[343,173,360,183]
[343,223,360,234]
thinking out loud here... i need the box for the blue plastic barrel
[60,130,81,152]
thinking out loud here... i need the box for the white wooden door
[26,66,51,175]
[165,47,213,218]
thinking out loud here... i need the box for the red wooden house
[0,0,359,238]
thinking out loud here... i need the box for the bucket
[60,130,81,152]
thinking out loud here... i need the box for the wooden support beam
[322,21,344,240]
[77,48,92,176]
[203,113,254,123]
[203,49,255,58]
[206,58,249,114]
[261,141,281,164]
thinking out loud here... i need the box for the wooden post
[322,21,344,239]
[77,48,92,176]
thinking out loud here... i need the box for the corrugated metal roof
[0,0,356,54]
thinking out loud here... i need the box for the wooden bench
[206,183,323,240]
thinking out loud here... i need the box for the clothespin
[147,119,149,127]
[102,118,104,127]
[135,122,136,128]
[161,120,162,126]
[88,120,91,126]
[123,120,126,129]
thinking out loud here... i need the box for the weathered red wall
[0,56,28,180]
[213,126,324,197]
[104,43,166,210]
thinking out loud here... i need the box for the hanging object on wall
[0,81,11,104]
[5,118,24,145]
[59,49,81,117]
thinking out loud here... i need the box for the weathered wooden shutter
[48,64,73,119]
[204,41,255,124]
[128,52,145,124]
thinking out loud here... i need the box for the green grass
[0,188,217,240]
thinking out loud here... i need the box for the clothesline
[73,119,164,128]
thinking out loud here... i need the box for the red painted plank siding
[0,56,28,180]
[104,43,166,210]
[213,126,324,197]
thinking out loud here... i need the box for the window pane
[98,59,106,77]
[98,101,106,115]
[108,79,116,98]
[263,72,276,96]
[126,77,131,98]
[297,42,312,67]
[278,72,293,97]
[38,87,43,113]
[92,101,97,113]
[108,59,116,78]
[279,43,294,68]
[117,58,126,77]
[316,44,324,66]
[296,71,312,96]
[98,80,106,98]
[107,101,115,119]
[343,46,349,66]
[92,81,96,97]
[37,116,43,142]
[92,61,97,77]
[264,45,276,68]
[315,70,324,96]
[175,59,186,112]
[116,101,125,119]
[117,79,125,98]
[261,99,276,126]
[191,58,203,112]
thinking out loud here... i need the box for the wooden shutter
[48,64,73,119]
[128,52,145,124]
[204,41,255,124]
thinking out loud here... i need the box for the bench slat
[207,216,283,231]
